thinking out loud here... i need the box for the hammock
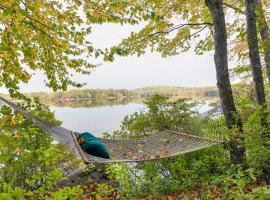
[0,97,223,164]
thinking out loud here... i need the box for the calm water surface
[50,103,145,137]
[50,102,213,137]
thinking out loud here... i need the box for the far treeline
[24,86,219,105]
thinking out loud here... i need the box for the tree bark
[245,0,266,106]
[222,1,270,85]
[245,0,270,144]
[255,0,270,85]
[205,0,245,164]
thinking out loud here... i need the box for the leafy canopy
[0,0,144,97]
[98,0,215,61]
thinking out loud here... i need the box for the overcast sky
[1,23,219,93]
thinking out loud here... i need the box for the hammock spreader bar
[0,97,223,163]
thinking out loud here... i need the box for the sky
[2,23,219,93]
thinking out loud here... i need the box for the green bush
[0,100,81,199]
[105,95,230,198]
[106,94,270,198]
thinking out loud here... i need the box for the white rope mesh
[0,97,223,163]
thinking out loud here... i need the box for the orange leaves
[10,117,16,127]
[4,114,17,127]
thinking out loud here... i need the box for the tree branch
[25,21,53,39]
[222,2,245,15]
[0,3,61,35]
[161,2,178,18]
[0,3,7,9]
[80,0,132,22]
[126,23,210,48]
[188,26,208,39]
[149,22,212,37]
[145,22,212,39]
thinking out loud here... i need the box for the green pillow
[77,132,110,159]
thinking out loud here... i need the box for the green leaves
[0,0,105,97]
[49,186,83,200]
[0,100,81,198]
[0,185,25,200]
[100,0,214,60]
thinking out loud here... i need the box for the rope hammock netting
[0,97,223,164]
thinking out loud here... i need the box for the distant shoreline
[17,86,218,106]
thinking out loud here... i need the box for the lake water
[50,103,145,137]
[50,102,213,137]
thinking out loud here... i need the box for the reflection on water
[50,102,216,136]
[50,103,145,137]
[45,98,136,108]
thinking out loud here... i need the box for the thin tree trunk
[245,0,266,106]
[222,1,270,84]
[245,0,270,145]
[255,0,270,84]
[205,0,245,164]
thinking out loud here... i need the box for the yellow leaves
[156,21,170,31]
[2,53,11,62]
[0,0,99,95]
[92,8,109,20]
[13,133,20,139]
[127,150,134,157]
[14,147,22,155]
[97,167,103,172]
[16,112,23,120]
[123,149,135,159]
[24,72,31,81]
[160,138,170,149]
[167,195,176,200]
[138,149,143,154]
[108,147,113,153]
[161,150,170,157]
[145,194,178,200]
[0,147,8,153]
[0,147,23,156]
[118,145,124,150]
[161,138,169,143]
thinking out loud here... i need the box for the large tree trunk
[255,0,270,85]
[245,0,266,106]
[205,0,245,164]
